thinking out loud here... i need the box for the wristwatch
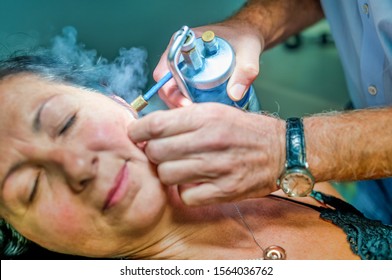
[277,117,315,197]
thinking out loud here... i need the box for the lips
[103,162,129,210]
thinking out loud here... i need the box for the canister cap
[181,35,235,90]
[202,31,215,43]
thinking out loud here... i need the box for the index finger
[128,104,201,142]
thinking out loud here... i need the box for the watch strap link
[285,117,307,169]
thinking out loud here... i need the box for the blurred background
[0,0,350,118]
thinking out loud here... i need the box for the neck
[123,188,360,260]
[126,186,264,259]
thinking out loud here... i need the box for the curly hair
[0,219,30,257]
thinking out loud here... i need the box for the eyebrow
[33,103,45,132]
[0,96,53,193]
[33,95,57,132]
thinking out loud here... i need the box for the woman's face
[0,74,167,257]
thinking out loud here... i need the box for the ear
[108,94,138,119]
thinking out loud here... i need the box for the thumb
[227,40,261,101]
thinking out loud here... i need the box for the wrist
[219,17,266,51]
[227,3,272,48]
[254,113,285,194]
[267,115,286,193]
[228,0,324,49]
[303,116,330,182]
[277,117,315,197]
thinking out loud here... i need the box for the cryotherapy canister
[168,26,259,110]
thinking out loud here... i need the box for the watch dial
[281,173,313,197]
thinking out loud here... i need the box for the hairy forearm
[228,0,324,49]
[304,108,392,182]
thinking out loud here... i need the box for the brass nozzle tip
[202,30,215,42]
[130,95,148,112]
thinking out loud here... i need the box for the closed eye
[59,114,77,136]
[29,171,41,203]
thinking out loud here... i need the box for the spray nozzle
[129,26,193,113]
[128,70,174,113]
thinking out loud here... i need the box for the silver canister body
[179,30,255,109]
[167,26,260,111]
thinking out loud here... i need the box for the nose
[48,147,98,192]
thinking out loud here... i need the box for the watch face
[280,172,314,197]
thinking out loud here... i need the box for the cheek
[32,198,96,251]
[45,202,83,233]
[82,119,130,148]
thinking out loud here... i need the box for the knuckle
[144,142,162,164]
[205,130,232,151]
[193,104,226,125]
[157,164,172,185]
[242,63,259,81]
[167,88,182,102]
[146,114,165,137]
[222,184,240,196]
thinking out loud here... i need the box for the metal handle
[167,25,192,99]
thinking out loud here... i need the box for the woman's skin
[0,73,168,258]
[0,74,358,259]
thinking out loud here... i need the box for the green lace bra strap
[311,191,392,260]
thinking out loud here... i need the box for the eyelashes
[26,113,77,203]
[58,114,77,136]
[29,170,41,203]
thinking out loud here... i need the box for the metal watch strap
[285,117,307,169]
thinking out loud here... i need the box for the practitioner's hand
[128,103,285,206]
[153,21,264,108]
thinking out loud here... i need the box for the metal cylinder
[179,30,251,109]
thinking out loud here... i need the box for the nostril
[70,179,90,193]
[80,179,90,189]
[73,179,90,192]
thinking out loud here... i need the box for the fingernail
[229,84,247,101]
